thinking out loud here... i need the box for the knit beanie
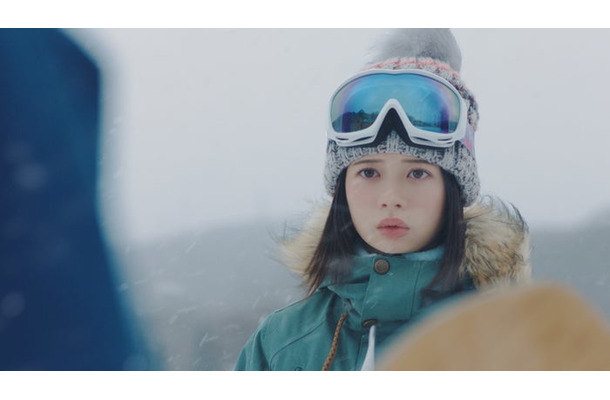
[324,29,480,206]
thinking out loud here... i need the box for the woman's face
[345,153,446,255]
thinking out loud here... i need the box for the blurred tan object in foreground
[379,283,610,370]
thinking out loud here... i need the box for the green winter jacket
[235,247,474,370]
[235,199,532,371]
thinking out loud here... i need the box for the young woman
[235,29,531,371]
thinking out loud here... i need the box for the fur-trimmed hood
[279,197,531,290]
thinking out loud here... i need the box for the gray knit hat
[324,29,480,206]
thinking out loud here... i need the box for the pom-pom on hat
[324,29,480,206]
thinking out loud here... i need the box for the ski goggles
[327,69,473,152]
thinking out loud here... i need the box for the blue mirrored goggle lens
[331,73,462,134]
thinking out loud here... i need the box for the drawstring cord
[321,311,349,371]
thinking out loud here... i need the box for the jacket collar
[323,247,445,332]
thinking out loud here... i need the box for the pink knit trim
[365,57,460,78]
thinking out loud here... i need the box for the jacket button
[373,259,390,275]
[362,319,377,328]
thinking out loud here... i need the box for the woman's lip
[377,218,409,238]
[377,218,408,229]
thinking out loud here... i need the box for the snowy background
[65,29,610,370]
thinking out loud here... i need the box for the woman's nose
[379,188,405,209]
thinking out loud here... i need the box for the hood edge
[277,196,532,290]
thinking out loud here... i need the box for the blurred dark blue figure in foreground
[0,29,150,370]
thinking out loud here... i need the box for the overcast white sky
[69,29,610,244]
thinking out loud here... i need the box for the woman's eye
[359,168,378,178]
[409,169,430,179]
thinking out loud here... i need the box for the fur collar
[279,197,531,289]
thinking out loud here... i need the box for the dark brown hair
[304,167,466,297]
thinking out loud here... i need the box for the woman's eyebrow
[351,159,383,166]
[403,159,432,165]
[351,158,433,166]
